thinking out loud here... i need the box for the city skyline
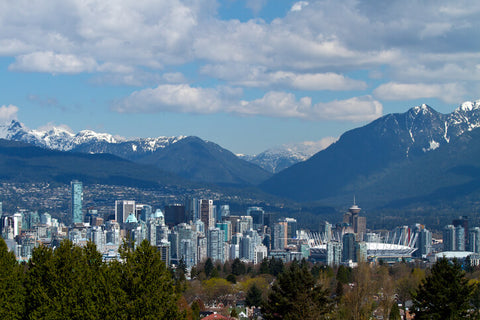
[1,1,479,154]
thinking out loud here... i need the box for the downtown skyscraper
[71,180,83,224]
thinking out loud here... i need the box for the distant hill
[260,100,480,208]
[0,121,270,186]
[137,136,271,186]
[0,139,185,188]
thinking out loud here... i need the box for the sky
[0,0,479,155]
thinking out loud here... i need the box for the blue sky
[1,0,479,154]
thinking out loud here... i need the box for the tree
[246,283,263,308]
[0,238,24,319]
[389,302,401,320]
[263,261,331,320]
[231,258,246,276]
[411,257,474,319]
[119,239,184,319]
[204,258,214,278]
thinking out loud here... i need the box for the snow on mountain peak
[455,100,480,113]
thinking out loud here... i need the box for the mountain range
[3,99,480,218]
[0,121,271,186]
[260,100,480,208]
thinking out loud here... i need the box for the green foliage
[231,258,246,276]
[204,258,214,278]
[2,239,183,320]
[245,283,263,308]
[0,238,25,319]
[412,258,475,319]
[389,302,401,320]
[226,274,237,284]
[336,265,352,284]
[263,261,332,320]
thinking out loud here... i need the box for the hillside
[0,139,185,188]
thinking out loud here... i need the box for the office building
[115,200,136,224]
[164,204,186,227]
[470,227,480,253]
[272,221,288,250]
[342,233,356,262]
[247,207,265,230]
[207,228,225,262]
[443,225,456,251]
[71,180,83,224]
[199,199,215,229]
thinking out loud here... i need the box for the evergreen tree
[119,239,184,319]
[204,257,214,278]
[263,261,331,320]
[0,238,24,319]
[411,258,474,319]
[389,302,401,320]
[231,258,246,276]
[246,283,263,308]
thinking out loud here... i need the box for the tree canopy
[411,257,475,319]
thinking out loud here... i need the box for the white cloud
[291,1,309,12]
[201,65,366,91]
[113,84,228,114]
[373,82,466,104]
[246,0,267,15]
[114,85,381,121]
[162,72,187,84]
[0,105,19,123]
[1,0,479,108]
[9,51,97,74]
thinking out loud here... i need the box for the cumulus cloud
[246,0,268,15]
[9,51,98,74]
[113,84,228,114]
[114,84,382,121]
[291,1,309,12]
[201,65,366,91]
[0,105,19,123]
[373,82,466,104]
[1,0,480,111]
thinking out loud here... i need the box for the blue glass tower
[71,180,83,224]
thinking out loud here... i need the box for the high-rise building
[71,180,83,224]
[207,228,225,262]
[164,204,186,227]
[453,216,469,250]
[327,241,342,266]
[216,221,232,242]
[469,227,480,253]
[343,200,366,240]
[247,207,265,230]
[319,221,332,243]
[115,200,136,224]
[218,205,230,221]
[455,225,465,251]
[414,225,432,258]
[342,233,356,262]
[272,221,288,250]
[443,225,456,251]
[199,199,214,230]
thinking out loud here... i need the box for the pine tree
[263,261,331,320]
[0,238,25,319]
[245,283,263,308]
[119,239,184,319]
[411,257,474,319]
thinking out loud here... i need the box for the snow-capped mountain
[240,138,338,173]
[0,120,185,155]
[261,100,480,202]
[0,120,270,186]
